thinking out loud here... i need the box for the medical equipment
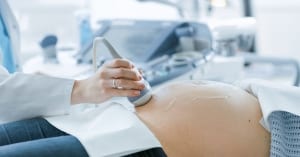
[40,35,59,64]
[143,51,210,86]
[75,10,93,49]
[77,20,211,63]
[92,37,153,107]
[208,17,300,86]
[211,18,256,57]
[76,20,212,86]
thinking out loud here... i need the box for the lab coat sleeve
[0,67,74,123]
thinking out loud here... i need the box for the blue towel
[0,14,16,73]
[269,111,300,157]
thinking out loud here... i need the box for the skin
[136,81,271,157]
[71,59,145,104]
[68,59,270,156]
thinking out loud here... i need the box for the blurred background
[7,0,300,86]
[7,0,245,61]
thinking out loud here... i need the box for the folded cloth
[45,100,161,157]
[236,79,300,157]
[236,79,300,131]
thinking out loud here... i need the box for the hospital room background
[7,0,300,87]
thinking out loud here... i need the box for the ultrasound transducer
[92,37,152,107]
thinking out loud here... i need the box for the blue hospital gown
[269,111,300,157]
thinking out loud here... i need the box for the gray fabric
[268,111,300,157]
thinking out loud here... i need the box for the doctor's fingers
[100,68,141,81]
[104,59,134,69]
[106,88,141,97]
[101,79,145,90]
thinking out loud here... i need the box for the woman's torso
[136,81,270,157]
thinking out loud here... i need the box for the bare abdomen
[136,81,270,157]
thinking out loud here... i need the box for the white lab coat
[0,66,74,123]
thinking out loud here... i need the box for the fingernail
[134,91,140,96]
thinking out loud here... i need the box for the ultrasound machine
[76,19,212,86]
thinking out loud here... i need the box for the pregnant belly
[136,81,270,157]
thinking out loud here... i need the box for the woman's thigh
[0,118,67,146]
[0,135,89,157]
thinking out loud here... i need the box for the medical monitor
[77,20,182,63]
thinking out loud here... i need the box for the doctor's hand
[71,59,145,105]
